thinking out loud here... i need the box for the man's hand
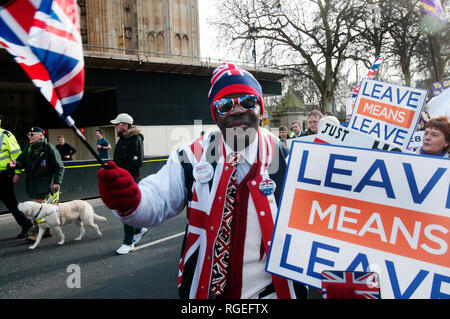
[52,184,60,192]
[97,161,141,215]
[9,159,16,168]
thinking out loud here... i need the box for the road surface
[0,198,186,299]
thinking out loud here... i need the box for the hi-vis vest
[0,128,22,172]
[176,130,306,299]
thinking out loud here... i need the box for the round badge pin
[193,162,214,183]
[259,179,276,196]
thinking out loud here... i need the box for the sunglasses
[214,94,260,115]
[27,132,41,137]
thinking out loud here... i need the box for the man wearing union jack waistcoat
[97,63,308,299]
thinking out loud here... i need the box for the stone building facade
[78,0,200,59]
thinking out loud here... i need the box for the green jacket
[14,140,65,199]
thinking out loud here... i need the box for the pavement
[0,198,187,299]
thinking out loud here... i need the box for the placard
[267,141,450,299]
[315,117,407,152]
[348,79,427,149]
[408,131,425,151]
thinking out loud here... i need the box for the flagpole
[65,117,108,169]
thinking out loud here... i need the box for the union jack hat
[208,63,264,122]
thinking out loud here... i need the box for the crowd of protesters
[1,62,449,300]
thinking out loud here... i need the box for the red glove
[325,284,365,299]
[97,161,141,215]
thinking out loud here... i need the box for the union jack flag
[350,56,383,99]
[0,0,84,126]
[321,271,381,299]
[346,56,383,115]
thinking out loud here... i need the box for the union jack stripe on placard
[322,271,381,299]
[0,0,84,125]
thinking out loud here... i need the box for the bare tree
[347,0,391,69]
[212,0,369,113]
[380,0,423,86]
[416,10,450,83]
[352,0,449,86]
[210,0,448,112]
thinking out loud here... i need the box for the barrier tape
[63,158,168,169]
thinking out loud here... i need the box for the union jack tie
[211,152,241,295]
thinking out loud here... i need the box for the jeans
[123,223,141,245]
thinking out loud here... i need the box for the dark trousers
[122,174,141,245]
[123,223,141,245]
[0,170,33,229]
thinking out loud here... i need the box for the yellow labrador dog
[18,200,107,250]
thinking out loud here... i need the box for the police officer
[0,114,33,238]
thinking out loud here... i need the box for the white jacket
[116,130,306,299]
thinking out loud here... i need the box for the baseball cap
[110,113,134,125]
[29,126,44,133]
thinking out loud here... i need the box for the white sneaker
[133,228,148,245]
[116,243,134,255]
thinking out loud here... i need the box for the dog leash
[45,191,60,205]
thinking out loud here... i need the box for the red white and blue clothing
[114,129,307,299]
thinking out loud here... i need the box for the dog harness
[33,204,44,223]
[34,204,61,225]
